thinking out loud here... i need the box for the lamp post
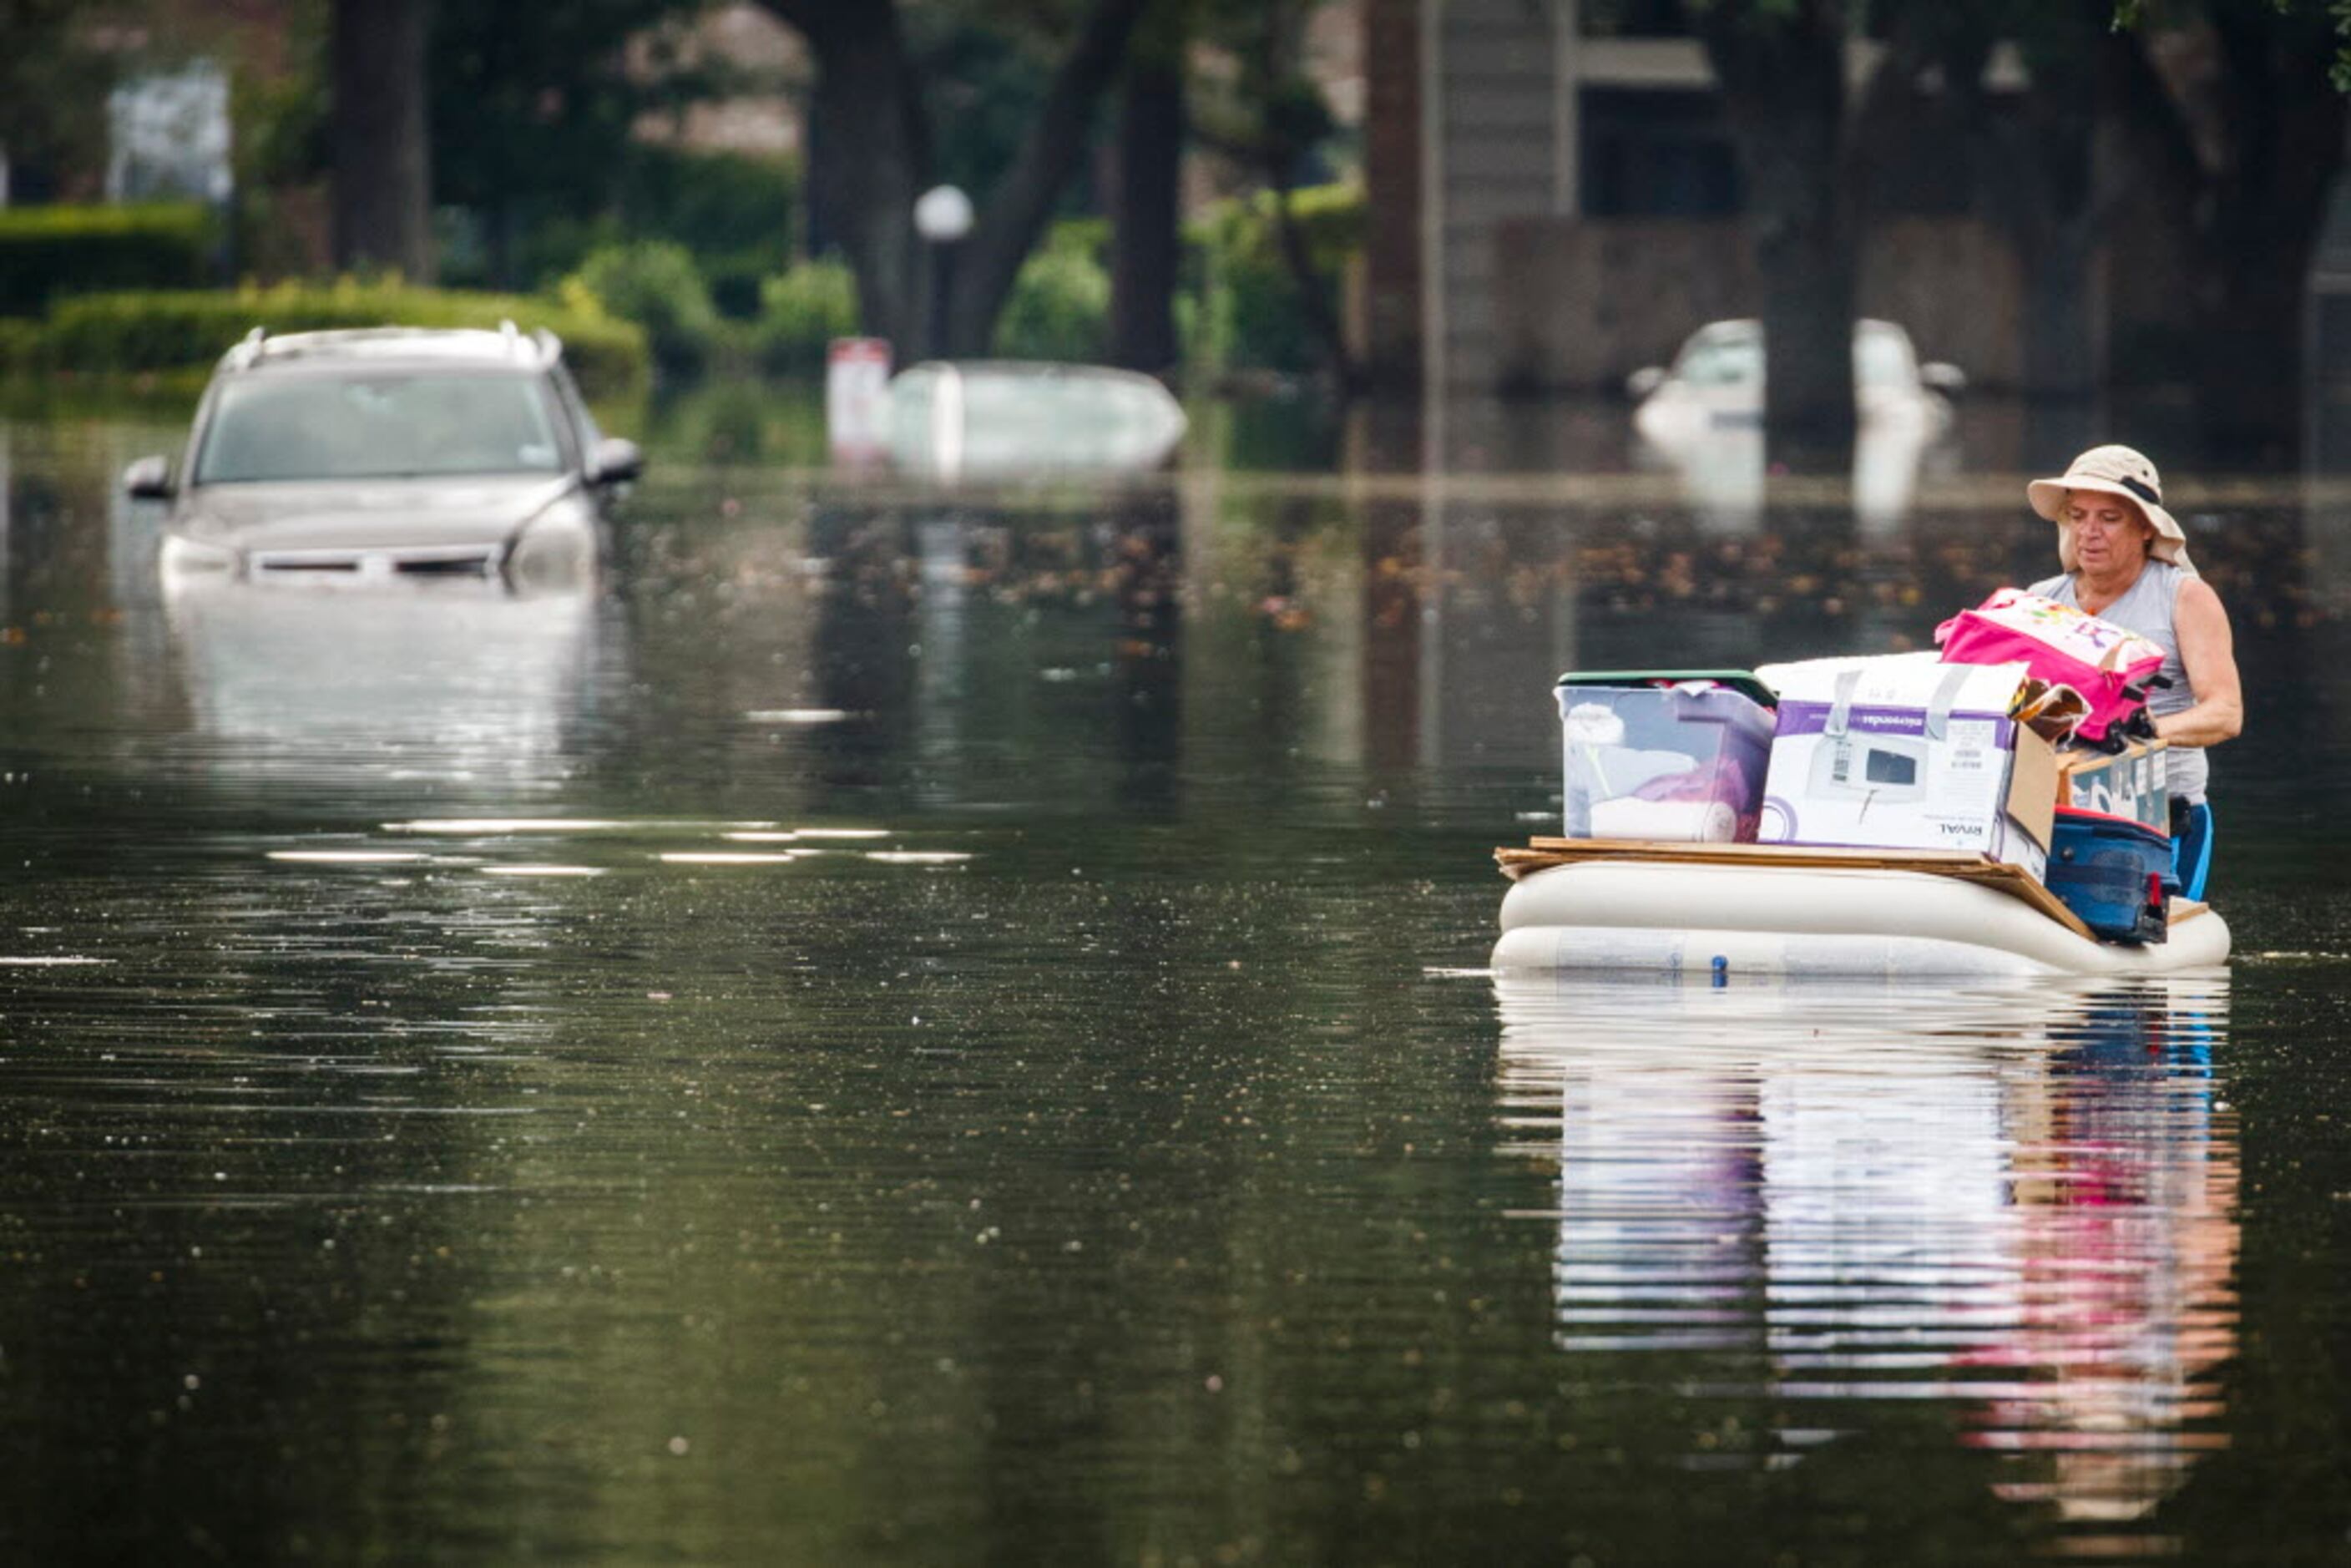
[913,183,973,362]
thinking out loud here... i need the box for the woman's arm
[2152,577,2243,747]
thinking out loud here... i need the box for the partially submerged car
[1625,318,1966,532]
[886,360,1188,480]
[1626,317,1964,445]
[124,323,641,592]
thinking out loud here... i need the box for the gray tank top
[2028,562,2206,802]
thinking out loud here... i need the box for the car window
[194,372,569,483]
[548,360,604,453]
[1678,331,1762,388]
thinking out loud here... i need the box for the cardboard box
[2056,738,2169,836]
[1556,681,1776,842]
[1758,656,2055,879]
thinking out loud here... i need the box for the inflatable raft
[1493,839,2230,979]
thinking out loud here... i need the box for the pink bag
[1934,588,2166,743]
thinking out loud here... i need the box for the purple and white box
[1758,655,2055,879]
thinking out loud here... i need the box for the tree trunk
[2020,233,2102,398]
[2187,5,2346,463]
[1999,63,2105,397]
[766,0,1147,358]
[943,0,1153,355]
[1909,2,2110,397]
[2194,243,2323,464]
[1109,49,1184,374]
[1693,0,1856,458]
[773,3,931,350]
[331,0,435,281]
[2106,3,2348,463]
[1265,163,1358,391]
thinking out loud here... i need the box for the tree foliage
[0,0,119,198]
[1184,0,1354,383]
[2113,0,2351,87]
[1681,0,1861,448]
[756,0,1150,355]
[432,0,720,281]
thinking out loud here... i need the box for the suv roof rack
[224,325,267,371]
[216,322,566,373]
[498,319,562,367]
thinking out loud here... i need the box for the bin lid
[1555,670,1777,709]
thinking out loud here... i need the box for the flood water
[3,394,2349,1564]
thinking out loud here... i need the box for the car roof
[1689,317,1907,341]
[218,323,564,376]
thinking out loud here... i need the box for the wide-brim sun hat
[2026,444,2193,572]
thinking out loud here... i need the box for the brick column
[1361,0,1423,391]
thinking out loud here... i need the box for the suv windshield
[1679,330,1762,388]
[195,371,567,483]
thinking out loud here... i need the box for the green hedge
[752,260,861,373]
[993,229,1110,362]
[562,241,718,373]
[0,202,215,317]
[9,280,648,395]
[614,147,799,319]
[437,146,801,301]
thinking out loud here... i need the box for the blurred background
[3,0,2348,477]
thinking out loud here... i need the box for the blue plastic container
[2045,808,2176,944]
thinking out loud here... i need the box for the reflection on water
[3,402,2347,1562]
[1631,417,1959,538]
[1495,974,2237,1555]
[163,576,604,794]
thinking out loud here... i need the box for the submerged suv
[124,324,642,591]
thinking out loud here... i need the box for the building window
[1580,0,1695,39]
[1580,88,1739,217]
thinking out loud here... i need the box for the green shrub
[752,260,861,373]
[0,318,39,376]
[1192,182,1363,375]
[993,230,1110,362]
[436,148,800,299]
[0,203,215,317]
[564,240,718,372]
[617,148,798,318]
[23,279,648,394]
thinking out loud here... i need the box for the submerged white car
[1626,318,1965,531]
[887,360,1188,481]
[1627,317,1964,444]
[124,324,642,594]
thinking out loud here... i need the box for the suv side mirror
[587,438,643,484]
[1625,367,1666,401]
[123,455,174,499]
[1919,362,1967,394]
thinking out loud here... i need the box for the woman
[2025,445,2242,900]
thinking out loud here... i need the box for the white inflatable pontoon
[1493,842,2229,979]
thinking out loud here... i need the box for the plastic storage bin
[1556,680,1775,842]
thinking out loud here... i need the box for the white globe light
[913,184,975,243]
